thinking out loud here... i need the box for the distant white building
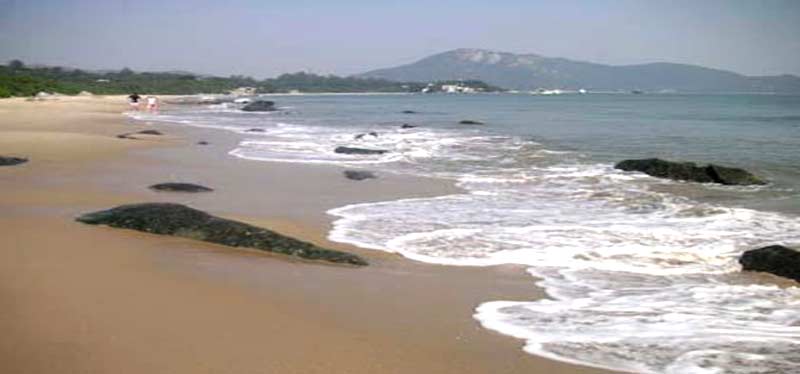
[229,87,257,96]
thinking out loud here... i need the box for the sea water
[132,93,800,373]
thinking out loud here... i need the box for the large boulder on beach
[149,183,213,193]
[241,100,276,112]
[740,245,800,282]
[76,203,368,266]
[334,146,388,155]
[343,170,377,181]
[614,158,765,185]
[0,156,28,166]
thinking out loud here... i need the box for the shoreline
[0,96,615,373]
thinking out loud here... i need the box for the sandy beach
[0,96,615,374]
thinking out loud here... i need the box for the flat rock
[0,156,28,166]
[459,120,485,125]
[149,183,213,193]
[343,170,377,181]
[334,146,388,155]
[402,110,417,114]
[197,141,209,145]
[241,100,276,112]
[76,203,367,266]
[246,128,266,132]
[117,130,164,139]
[401,124,417,129]
[614,158,765,185]
[137,130,163,135]
[740,245,800,282]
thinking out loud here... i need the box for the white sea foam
[128,104,800,373]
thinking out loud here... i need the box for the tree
[8,60,25,70]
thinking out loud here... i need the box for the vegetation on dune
[0,60,503,97]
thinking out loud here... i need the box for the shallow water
[132,93,800,373]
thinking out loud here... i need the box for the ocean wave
[128,104,800,374]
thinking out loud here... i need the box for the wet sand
[0,96,615,373]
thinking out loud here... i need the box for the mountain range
[358,49,800,93]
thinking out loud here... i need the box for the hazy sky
[1,0,799,78]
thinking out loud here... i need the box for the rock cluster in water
[241,100,276,112]
[740,245,800,282]
[334,146,388,155]
[0,156,28,166]
[149,183,213,193]
[614,158,765,185]
[343,170,377,181]
[76,203,367,266]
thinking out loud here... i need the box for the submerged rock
[614,158,765,186]
[459,120,485,125]
[149,183,213,193]
[241,100,276,112]
[246,128,266,132]
[354,132,379,140]
[0,156,28,166]
[401,124,417,129]
[402,110,417,114]
[740,245,800,282]
[343,170,377,181]
[76,203,367,266]
[334,146,388,155]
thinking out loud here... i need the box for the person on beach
[127,93,141,111]
[146,95,159,113]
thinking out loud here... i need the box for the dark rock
[76,203,367,266]
[401,124,417,129]
[197,141,209,145]
[241,100,276,112]
[137,130,163,136]
[0,156,28,166]
[117,130,164,139]
[343,170,377,181]
[246,128,266,132]
[334,146,388,155]
[354,132,379,140]
[740,245,800,282]
[614,158,765,186]
[402,110,417,114]
[0,155,28,166]
[706,164,766,186]
[149,183,214,193]
[459,120,484,125]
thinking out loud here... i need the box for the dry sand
[0,96,616,373]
